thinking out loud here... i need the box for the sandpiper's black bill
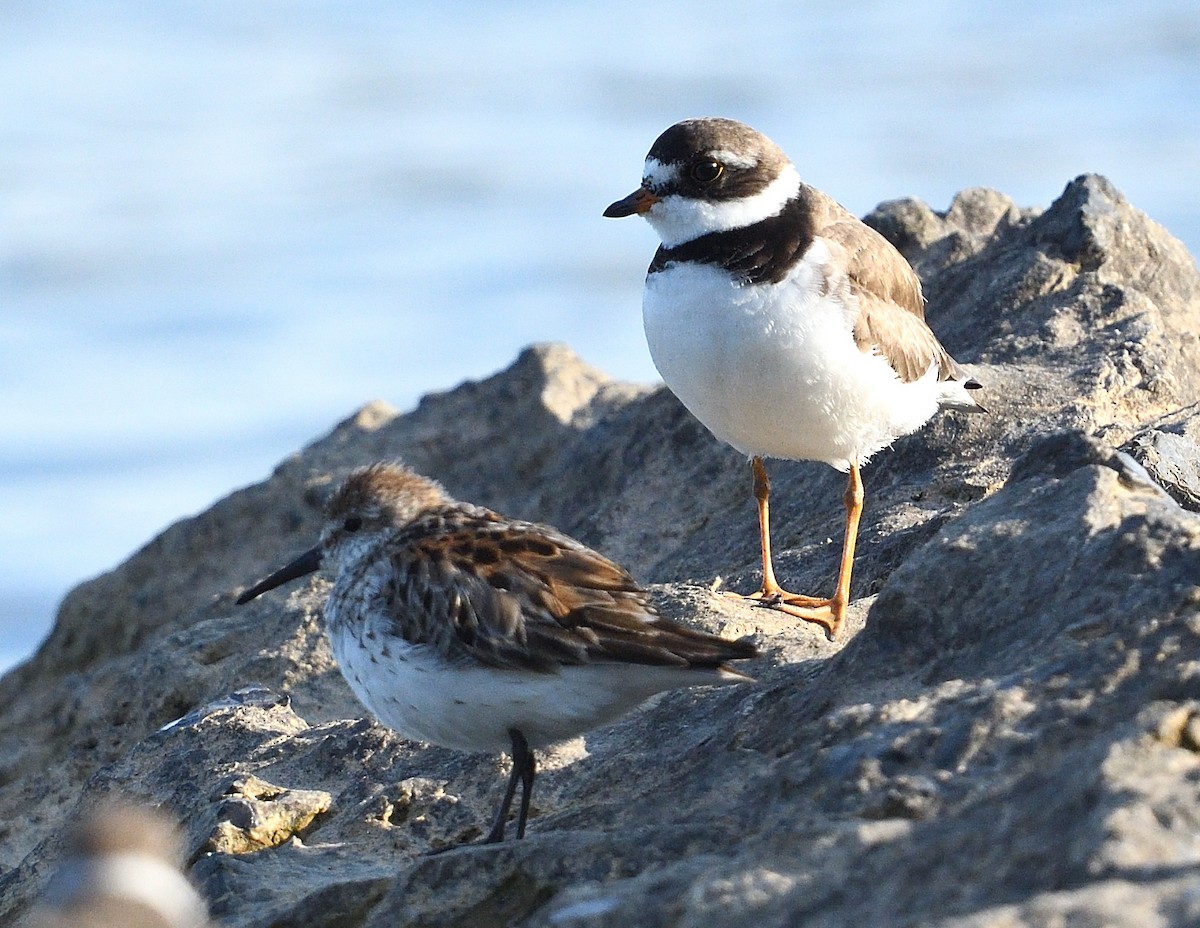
[603,186,659,218]
[235,546,322,605]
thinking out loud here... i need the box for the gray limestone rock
[1124,405,1200,512]
[2,174,1199,927]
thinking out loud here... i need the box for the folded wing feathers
[389,521,756,674]
[853,294,961,384]
[818,213,982,394]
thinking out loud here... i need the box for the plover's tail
[938,361,987,414]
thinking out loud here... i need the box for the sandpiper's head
[235,463,448,605]
[319,463,448,566]
[603,117,799,248]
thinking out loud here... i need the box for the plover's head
[235,463,448,604]
[604,117,800,248]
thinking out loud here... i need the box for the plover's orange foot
[745,594,843,640]
[723,588,826,609]
[721,588,785,611]
[719,588,842,637]
[778,591,832,610]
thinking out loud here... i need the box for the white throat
[325,531,390,577]
[643,162,801,248]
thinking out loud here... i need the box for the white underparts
[642,253,948,470]
[327,611,742,755]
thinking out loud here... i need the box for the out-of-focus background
[2,0,1198,672]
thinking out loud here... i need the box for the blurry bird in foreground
[23,804,211,928]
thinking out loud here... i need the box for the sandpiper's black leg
[483,735,522,843]
[483,728,534,843]
[512,730,536,839]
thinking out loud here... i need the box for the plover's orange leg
[750,456,825,606]
[726,458,864,640]
[724,457,823,609]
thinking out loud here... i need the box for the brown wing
[816,203,965,385]
[851,290,967,383]
[383,513,756,674]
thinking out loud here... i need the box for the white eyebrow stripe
[709,149,758,169]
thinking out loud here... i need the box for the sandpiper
[236,462,757,845]
[605,117,983,639]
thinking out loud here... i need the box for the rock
[204,776,332,856]
[1124,405,1200,512]
[2,175,1200,926]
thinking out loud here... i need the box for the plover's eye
[690,159,723,183]
[343,516,363,533]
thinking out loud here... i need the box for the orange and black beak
[603,186,659,218]
[236,546,322,605]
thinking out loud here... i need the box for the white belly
[643,261,943,470]
[328,619,729,754]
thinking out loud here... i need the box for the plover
[26,805,211,928]
[236,463,756,845]
[605,117,983,639]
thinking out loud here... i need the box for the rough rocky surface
[3,174,1200,927]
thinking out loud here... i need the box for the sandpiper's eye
[690,159,723,183]
[343,516,363,533]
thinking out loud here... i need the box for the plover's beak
[604,186,659,218]
[235,546,322,605]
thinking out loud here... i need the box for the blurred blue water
[2,0,1198,673]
